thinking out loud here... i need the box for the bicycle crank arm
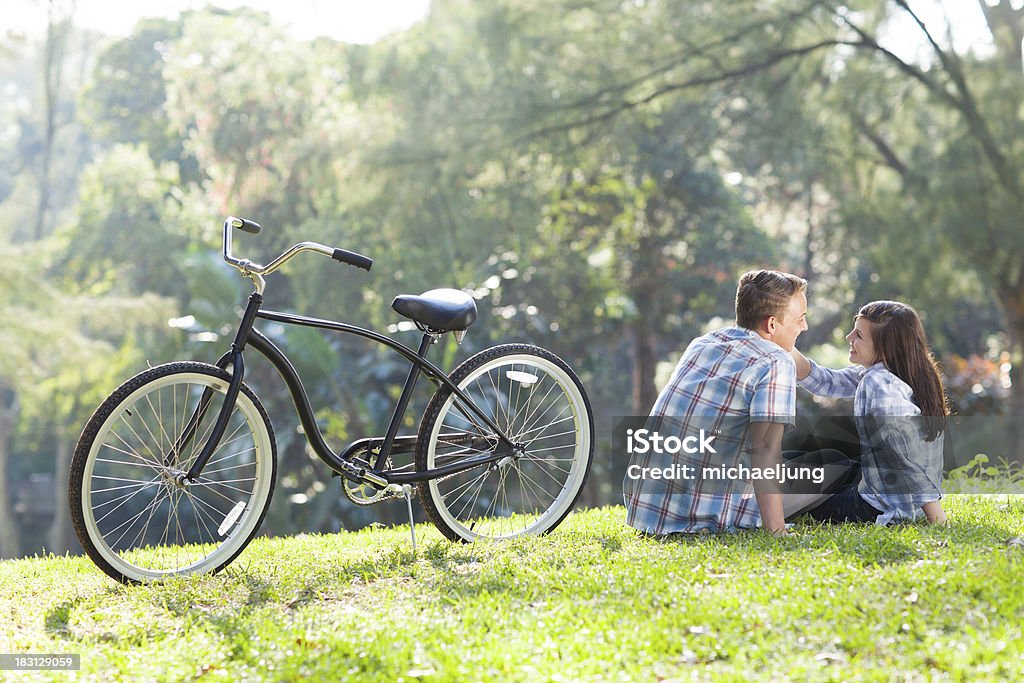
[330,457,390,488]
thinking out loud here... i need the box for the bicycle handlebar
[222,216,373,294]
[232,217,262,234]
[332,248,374,271]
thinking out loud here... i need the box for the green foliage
[0,239,173,432]
[6,0,1024,557]
[946,454,1024,494]
[80,18,196,179]
[55,144,190,298]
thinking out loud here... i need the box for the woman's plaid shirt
[799,360,943,524]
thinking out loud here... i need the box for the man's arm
[749,420,787,534]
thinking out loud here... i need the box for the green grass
[2,498,1024,682]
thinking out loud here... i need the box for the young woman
[790,300,948,525]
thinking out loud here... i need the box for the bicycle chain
[340,437,512,505]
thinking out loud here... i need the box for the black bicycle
[69,217,594,583]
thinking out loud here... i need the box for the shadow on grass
[44,585,127,641]
[40,540,423,644]
[44,597,83,638]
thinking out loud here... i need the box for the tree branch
[850,111,907,177]
[840,4,1020,197]
[514,39,863,144]
[975,0,1024,69]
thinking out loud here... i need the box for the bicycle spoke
[106,427,162,469]
[507,375,559,437]
[448,467,494,520]
[106,487,168,550]
[94,475,162,525]
[513,462,552,510]
[514,417,577,444]
[511,384,567,441]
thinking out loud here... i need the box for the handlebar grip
[332,248,373,271]
[230,217,262,234]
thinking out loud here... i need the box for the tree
[480,0,1024,427]
[542,101,774,414]
[0,238,171,557]
[33,0,77,239]
[80,17,198,181]
[55,143,196,298]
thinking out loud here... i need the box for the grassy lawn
[2,497,1023,682]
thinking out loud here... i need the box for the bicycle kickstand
[402,484,417,554]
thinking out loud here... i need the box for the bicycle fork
[167,293,263,485]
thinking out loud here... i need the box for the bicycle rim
[421,348,592,541]
[76,368,274,582]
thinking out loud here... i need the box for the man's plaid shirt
[623,327,796,534]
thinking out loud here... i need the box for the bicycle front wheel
[416,344,593,541]
[69,362,276,583]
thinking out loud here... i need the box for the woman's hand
[923,500,947,525]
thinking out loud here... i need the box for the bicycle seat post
[371,330,438,470]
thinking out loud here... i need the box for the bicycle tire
[69,361,276,583]
[415,344,594,541]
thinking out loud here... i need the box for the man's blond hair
[735,269,807,330]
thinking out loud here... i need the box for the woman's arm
[790,348,811,380]
[795,355,861,399]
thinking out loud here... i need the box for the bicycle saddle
[392,288,478,331]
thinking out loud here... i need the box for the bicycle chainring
[342,478,398,505]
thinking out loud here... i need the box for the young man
[623,269,808,534]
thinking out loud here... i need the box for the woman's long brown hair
[858,301,948,441]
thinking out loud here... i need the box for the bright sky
[6,0,995,51]
[3,1,996,56]
[889,0,994,60]
[6,0,432,44]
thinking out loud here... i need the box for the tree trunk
[1008,347,1023,462]
[33,1,76,240]
[630,319,658,416]
[0,391,22,559]
[1001,285,1024,461]
[46,426,74,554]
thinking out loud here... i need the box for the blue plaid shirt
[798,360,943,524]
[624,327,796,534]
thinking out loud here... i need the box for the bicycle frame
[181,290,521,489]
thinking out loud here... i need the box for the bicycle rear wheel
[69,362,276,583]
[416,344,593,541]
